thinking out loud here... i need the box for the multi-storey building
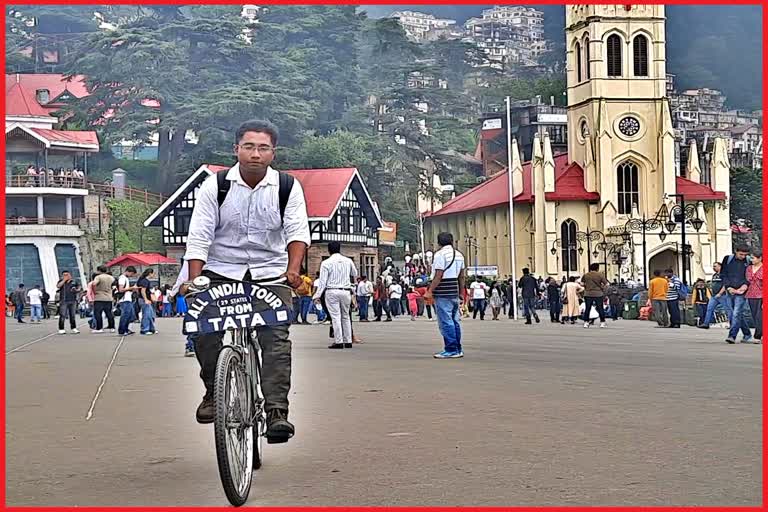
[389,11,457,43]
[464,6,546,67]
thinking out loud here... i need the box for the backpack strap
[278,172,295,223]
[216,170,231,208]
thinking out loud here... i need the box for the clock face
[618,116,641,137]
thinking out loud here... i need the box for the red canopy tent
[105,252,177,269]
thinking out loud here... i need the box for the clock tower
[565,4,676,229]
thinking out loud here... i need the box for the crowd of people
[13,165,88,188]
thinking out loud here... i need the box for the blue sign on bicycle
[182,282,292,335]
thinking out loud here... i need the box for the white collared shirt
[184,164,311,281]
[313,253,358,299]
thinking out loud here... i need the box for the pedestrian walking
[649,270,669,327]
[406,287,420,321]
[91,266,116,333]
[664,268,685,329]
[720,245,754,343]
[388,280,403,317]
[606,282,621,321]
[561,276,583,324]
[11,283,26,324]
[373,276,389,322]
[117,266,139,336]
[170,260,196,357]
[56,271,81,334]
[698,262,729,329]
[581,263,608,328]
[746,251,763,342]
[137,268,157,335]
[41,289,50,319]
[470,276,488,320]
[546,278,561,323]
[26,284,43,323]
[356,275,373,322]
[313,241,357,349]
[489,282,503,320]
[424,232,466,359]
[518,268,540,324]
[692,279,711,326]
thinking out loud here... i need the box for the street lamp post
[464,234,479,276]
[551,238,584,280]
[623,215,662,289]
[655,195,704,285]
[575,228,605,268]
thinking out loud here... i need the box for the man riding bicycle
[183,119,310,443]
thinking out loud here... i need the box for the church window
[584,36,591,79]
[633,35,649,76]
[575,41,582,82]
[607,34,622,77]
[561,219,578,272]
[617,161,640,214]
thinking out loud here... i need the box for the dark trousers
[193,269,292,411]
[748,298,763,339]
[14,303,24,322]
[93,300,115,330]
[58,301,77,330]
[373,298,382,320]
[523,297,539,322]
[389,298,401,317]
[425,304,433,320]
[583,296,606,322]
[548,297,561,322]
[472,299,486,319]
[42,301,50,319]
[667,299,681,327]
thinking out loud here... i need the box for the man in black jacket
[719,245,753,343]
[518,268,540,324]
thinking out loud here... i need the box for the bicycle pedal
[266,434,291,444]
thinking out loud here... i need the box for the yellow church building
[424,5,732,286]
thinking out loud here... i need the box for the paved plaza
[5,315,762,506]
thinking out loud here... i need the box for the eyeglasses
[238,144,275,154]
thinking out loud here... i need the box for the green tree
[106,199,163,256]
[729,166,763,241]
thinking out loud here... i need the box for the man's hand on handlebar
[283,270,303,289]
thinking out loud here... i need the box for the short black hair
[589,263,600,272]
[125,266,137,274]
[235,119,279,146]
[61,270,70,275]
[653,269,662,277]
[665,268,674,274]
[752,250,762,258]
[437,232,453,247]
[735,244,751,253]
[328,241,341,254]
[18,283,24,288]
[522,268,530,275]
[97,265,107,273]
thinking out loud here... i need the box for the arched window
[584,37,591,79]
[607,34,622,77]
[561,219,578,272]
[633,35,649,76]
[575,41,582,82]
[617,161,640,214]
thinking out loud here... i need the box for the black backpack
[216,170,294,223]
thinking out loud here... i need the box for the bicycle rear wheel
[214,345,254,506]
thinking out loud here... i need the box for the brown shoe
[196,396,214,424]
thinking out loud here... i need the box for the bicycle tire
[214,344,254,506]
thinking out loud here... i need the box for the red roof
[675,176,726,200]
[105,252,177,268]
[5,73,90,101]
[31,128,98,146]
[208,165,357,219]
[5,80,53,117]
[429,154,598,217]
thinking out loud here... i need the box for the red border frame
[1,1,765,510]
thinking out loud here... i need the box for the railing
[6,216,83,225]
[6,175,166,207]
[6,174,87,189]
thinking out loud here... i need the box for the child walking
[406,287,420,321]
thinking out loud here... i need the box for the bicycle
[183,275,293,506]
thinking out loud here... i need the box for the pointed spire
[542,131,555,193]
[532,132,543,161]
[686,139,701,183]
[510,138,523,197]
[711,137,730,195]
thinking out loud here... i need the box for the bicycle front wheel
[214,345,254,506]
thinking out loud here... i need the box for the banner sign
[183,282,291,335]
